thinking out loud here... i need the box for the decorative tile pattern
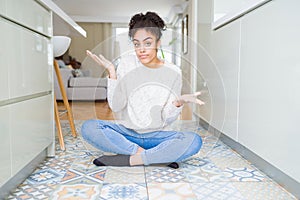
[51,184,101,200]
[209,155,253,170]
[183,157,210,167]
[26,169,64,185]
[145,167,187,183]
[182,158,228,182]
[61,168,106,184]
[196,136,222,157]
[104,166,145,183]
[7,120,298,200]
[233,182,297,200]
[147,182,197,200]
[61,136,86,151]
[8,184,57,200]
[207,143,238,158]
[223,167,267,182]
[70,157,104,174]
[38,156,75,172]
[89,170,106,182]
[100,183,147,200]
[191,182,246,200]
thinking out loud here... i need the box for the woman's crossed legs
[81,119,202,166]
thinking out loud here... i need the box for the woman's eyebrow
[143,37,153,41]
[133,37,153,42]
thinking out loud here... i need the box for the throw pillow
[72,69,84,77]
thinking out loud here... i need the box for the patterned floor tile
[70,156,106,174]
[38,156,75,172]
[209,155,253,170]
[197,146,215,158]
[57,124,92,151]
[182,157,228,182]
[61,169,82,183]
[223,167,268,182]
[71,150,103,160]
[202,135,220,145]
[145,167,187,183]
[147,182,197,200]
[183,157,211,167]
[25,168,64,185]
[89,169,106,182]
[207,142,238,158]
[232,182,297,200]
[51,184,101,200]
[104,166,145,183]
[7,120,297,200]
[61,168,106,184]
[100,183,147,200]
[196,136,222,157]
[198,129,214,138]
[8,183,57,200]
[191,182,246,200]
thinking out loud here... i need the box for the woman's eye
[145,42,151,47]
[134,43,140,48]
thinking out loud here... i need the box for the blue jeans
[81,119,202,165]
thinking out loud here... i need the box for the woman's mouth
[139,54,148,59]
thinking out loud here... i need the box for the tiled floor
[7,120,297,200]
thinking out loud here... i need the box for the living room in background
[68,22,113,78]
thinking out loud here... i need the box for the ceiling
[52,0,187,24]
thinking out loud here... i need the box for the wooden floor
[57,100,193,121]
[57,100,114,120]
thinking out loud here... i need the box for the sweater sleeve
[162,70,183,125]
[107,59,128,113]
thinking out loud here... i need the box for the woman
[82,12,204,168]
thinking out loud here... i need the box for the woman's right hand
[86,50,116,79]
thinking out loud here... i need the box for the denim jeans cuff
[141,151,149,165]
[131,144,140,155]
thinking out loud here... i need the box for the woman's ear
[156,39,161,49]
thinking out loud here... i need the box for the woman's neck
[143,57,164,69]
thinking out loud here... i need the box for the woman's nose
[139,45,145,53]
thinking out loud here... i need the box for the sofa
[54,68,107,101]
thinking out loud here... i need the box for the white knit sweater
[107,54,183,133]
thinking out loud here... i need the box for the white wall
[196,0,300,183]
[214,0,247,21]
[238,0,300,183]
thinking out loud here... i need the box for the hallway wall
[195,0,300,183]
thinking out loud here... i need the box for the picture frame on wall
[182,14,188,54]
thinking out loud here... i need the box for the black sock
[93,155,179,168]
[93,155,130,166]
[167,162,179,169]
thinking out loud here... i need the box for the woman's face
[132,29,161,67]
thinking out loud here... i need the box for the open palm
[180,91,205,105]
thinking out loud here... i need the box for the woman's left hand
[175,91,205,106]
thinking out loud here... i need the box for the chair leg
[54,60,77,138]
[54,95,65,151]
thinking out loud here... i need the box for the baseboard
[0,149,47,199]
[198,117,300,199]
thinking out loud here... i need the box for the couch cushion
[67,87,107,100]
[69,77,107,87]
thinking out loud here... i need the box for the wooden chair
[53,59,77,150]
